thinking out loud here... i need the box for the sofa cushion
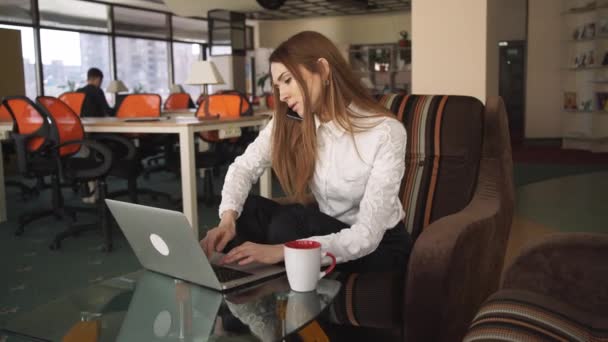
[378,94,484,240]
[464,289,608,342]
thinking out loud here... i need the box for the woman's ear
[317,58,330,80]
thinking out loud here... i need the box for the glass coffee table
[0,270,341,341]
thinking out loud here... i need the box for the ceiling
[248,0,410,20]
[143,0,410,20]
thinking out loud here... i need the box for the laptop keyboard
[212,265,253,283]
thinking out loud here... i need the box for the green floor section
[516,171,608,234]
[513,163,608,187]
[1,162,608,328]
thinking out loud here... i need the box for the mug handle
[319,252,336,279]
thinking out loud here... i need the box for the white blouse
[219,108,407,264]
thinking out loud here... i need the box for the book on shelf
[564,92,578,110]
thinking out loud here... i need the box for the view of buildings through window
[41,29,111,97]
[116,37,170,100]
[0,1,213,103]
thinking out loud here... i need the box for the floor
[0,160,607,331]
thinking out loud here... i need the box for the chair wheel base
[49,240,61,250]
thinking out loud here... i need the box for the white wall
[257,12,410,49]
[526,0,562,138]
[412,0,488,102]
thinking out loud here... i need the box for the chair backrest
[2,97,50,152]
[0,103,12,121]
[378,94,484,241]
[196,91,253,119]
[37,96,84,156]
[265,93,275,109]
[58,92,86,116]
[164,93,193,110]
[196,91,253,142]
[115,94,161,118]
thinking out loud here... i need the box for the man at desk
[77,67,115,117]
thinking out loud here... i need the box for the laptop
[117,270,222,341]
[106,199,285,291]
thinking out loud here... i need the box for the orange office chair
[3,96,113,251]
[164,92,194,110]
[0,103,12,120]
[36,96,115,251]
[0,102,39,200]
[196,90,253,142]
[115,93,161,118]
[173,91,256,205]
[110,94,173,203]
[58,92,86,116]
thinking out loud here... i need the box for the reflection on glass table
[0,270,341,342]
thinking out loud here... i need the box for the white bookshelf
[561,0,608,151]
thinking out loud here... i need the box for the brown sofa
[464,233,608,341]
[329,95,515,341]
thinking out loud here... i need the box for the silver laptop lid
[105,199,222,290]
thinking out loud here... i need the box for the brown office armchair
[328,95,515,342]
[58,92,86,116]
[464,233,608,341]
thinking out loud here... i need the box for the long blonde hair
[269,31,392,203]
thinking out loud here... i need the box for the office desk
[0,114,272,233]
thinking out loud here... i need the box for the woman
[200,31,412,273]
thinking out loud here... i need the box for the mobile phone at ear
[286,107,303,121]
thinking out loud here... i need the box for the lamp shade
[360,77,374,89]
[170,84,185,93]
[106,80,129,93]
[184,61,224,85]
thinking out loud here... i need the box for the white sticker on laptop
[150,234,170,256]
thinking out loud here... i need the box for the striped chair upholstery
[464,233,608,342]
[465,290,605,342]
[378,94,483,239]
[330,95,514,342]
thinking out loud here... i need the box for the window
[39,0,109,33]
[0,24,38,98]
[0,0,33,25]
[40,29,111,97]
[173,42,202,101]
[114,7,169,39]
[116,37,169,99]
[208,10,245,56]
[172,16,208,43]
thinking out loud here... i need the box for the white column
[411,0,488,102]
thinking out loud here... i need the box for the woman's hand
[221,242,284,265]
[200,211,237,257]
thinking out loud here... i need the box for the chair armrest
[53,139,113,180]
[10,132,46,174]
[501,233,608,316]
[91,133,137,160]
[404,159,511,342]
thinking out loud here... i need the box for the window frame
[0,0,230,97]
